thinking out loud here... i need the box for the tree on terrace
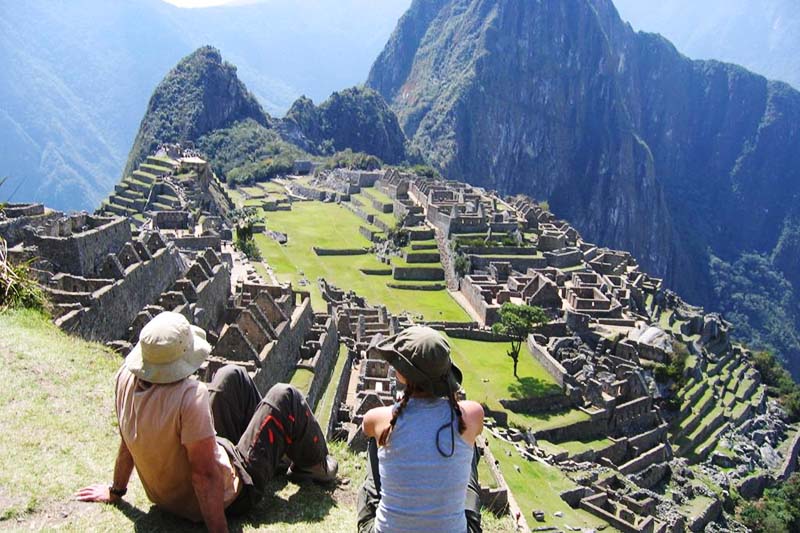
[492,302,548,377]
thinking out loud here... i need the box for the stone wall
[442,328,512,341]
[326,348,358,439]
[778,430,800,481]
[0,211,61,246]
[313,247,369,256]
[544,248,583,268]
[31,216,132,276]
[403,252,441,263]
[460,246,538,256]
[392,266,445,281]
[255,296,315,393]
[305,317,340,409]
[469,255,547,272]
[500,392,573,414]
[55,243,185,341]
[535,416,610,443]
[154,210,191,229]
[170,235,222,251]
[526,336,568,389]
[192,254,231,331]
[359,226,383,242]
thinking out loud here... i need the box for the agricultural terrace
[231,182,600,528]
[251,201,469,321]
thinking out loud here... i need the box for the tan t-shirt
[115,366,240,522]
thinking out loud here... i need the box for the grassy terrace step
[730,401,754,427]
[693,422,731,462]
[155,195,180,207]
[538,437,615,458]
[674,386,716,438]
[722,390,738,409]
[360,186,393,205]
[289,367,314,395]
[125,178,153,194]
[677,405,726,457]
[484,432,609,531]
[150,202,172,211]
[112,195,135,208]
[144,156,177,170]
[139,163,168,176]
[101,201,136,216]
[735,376,758,401]
[404,251,441,263]
[349,193,396,228]
[679,380,709,414]
[118,188,144,201]
[132,170,157,183]
[252,201,468,320]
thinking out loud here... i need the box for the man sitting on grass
[76,311,337,533]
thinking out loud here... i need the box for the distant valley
[0,0,410,211]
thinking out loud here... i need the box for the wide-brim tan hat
[368,325,462,397]
[125,311,211,384]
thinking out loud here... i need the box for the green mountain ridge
[283,87,408,164]
[124,47,410,184]
[0,0,411,211]
[124,46,270,177]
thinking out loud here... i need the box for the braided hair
[378,382,416,447]
[447,389,467,435]
[378,381,467,454]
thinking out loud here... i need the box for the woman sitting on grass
[358,326,485,533]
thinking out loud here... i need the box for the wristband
[109,485,127,498]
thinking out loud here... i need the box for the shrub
[325,149,382,171]
[0,241,47,312]
[454,254,470,277]
[739,472,800,532]
[753,350,800,421]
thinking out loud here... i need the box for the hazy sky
[163,0,256,7]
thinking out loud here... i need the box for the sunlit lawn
[253,201,469,321]
[485,432,618,531]
[0,309,363,532]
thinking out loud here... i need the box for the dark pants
[356,438,483,533]
[208,365,329,514]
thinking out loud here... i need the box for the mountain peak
[124,46,269,176]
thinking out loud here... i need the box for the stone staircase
[98,156,182,220]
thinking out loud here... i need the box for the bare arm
[458,400,485,445]
[362,406,393,439]
[186,436,228,533]
[75,438,134,503]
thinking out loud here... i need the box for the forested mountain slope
[367,0,800,375]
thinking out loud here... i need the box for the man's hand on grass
[74,484,119,504]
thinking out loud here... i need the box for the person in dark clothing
[76,311,336,533]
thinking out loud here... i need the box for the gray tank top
[375,397,473,533]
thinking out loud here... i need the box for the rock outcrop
[284,87,408,164]
[367,0,800,311]
[124,46,271,177]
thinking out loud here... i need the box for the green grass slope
[0,309,361,531]
[0,310,515,531]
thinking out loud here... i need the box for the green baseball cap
[368,325,462,397]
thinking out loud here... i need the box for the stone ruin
[0,146,342,406]
[360,169,799,531]
[318,279,510,514]
[4,150,798,531]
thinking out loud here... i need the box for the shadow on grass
[114,478,337,532]
[506,376,561,400]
